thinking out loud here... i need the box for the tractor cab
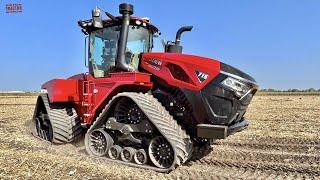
[78,4,159,78]
[89,20,155,77]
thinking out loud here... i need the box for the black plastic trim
[220,62,256,83]
[182,73,256,126]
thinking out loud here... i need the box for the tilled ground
[0,95,319,179]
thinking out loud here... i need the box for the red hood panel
[141,52,221,91]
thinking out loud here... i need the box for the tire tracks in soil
[168,136,320,179]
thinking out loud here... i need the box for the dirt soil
[0,95,319,179]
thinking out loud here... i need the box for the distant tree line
[260,88,320,92]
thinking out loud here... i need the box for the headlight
[221,77,250,97]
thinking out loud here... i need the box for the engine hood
[143,52,256,81]
[141,52,257,91]
[168,53,255,82]
[142,52,223,74]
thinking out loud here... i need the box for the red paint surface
[41,53,221,125]
[141,53,220,91]
[42,72,152,124]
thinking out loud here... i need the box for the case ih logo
[146,58,162,71]
[6,3,23,13]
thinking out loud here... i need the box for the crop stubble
[0,95,319,179]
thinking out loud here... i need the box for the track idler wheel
[148,136,174,169]
[120,147,136,162]
[134,149,147,164]
[108,145,122,159]
[86,129,114,157]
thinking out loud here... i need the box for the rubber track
[35,94,81,144]
[86,92,193,171]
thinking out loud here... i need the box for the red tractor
[32,3,258,171]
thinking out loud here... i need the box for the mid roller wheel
[134,149,148,164]
[108,145,122,159]
[120,147,136,162]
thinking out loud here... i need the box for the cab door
[88,27,119,78]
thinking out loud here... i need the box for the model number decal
[196,71,208,83]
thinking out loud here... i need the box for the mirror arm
[85,36,89,67]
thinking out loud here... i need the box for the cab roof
[102,16,160,33]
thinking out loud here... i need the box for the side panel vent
[167,63,191,83]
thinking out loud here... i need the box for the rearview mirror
[161,39,166,49]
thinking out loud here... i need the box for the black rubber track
[33,94,82,144]
[85,92,193,171]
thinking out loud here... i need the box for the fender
[42,79,80,103]
[40,72,153,125]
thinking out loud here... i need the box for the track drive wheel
[85,128,114,157]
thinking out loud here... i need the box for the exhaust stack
[116,3,135,71]
[165,26,193,53]
[175,26,193,45]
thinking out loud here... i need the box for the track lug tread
[33,94,82,144]
[86,92,193,170]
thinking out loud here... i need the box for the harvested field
[0,95,319,179]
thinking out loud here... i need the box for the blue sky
[0,0,319,91]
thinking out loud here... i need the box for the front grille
[201,75,254,125]
[207,95,232,118]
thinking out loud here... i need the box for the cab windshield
[89,25,152,77]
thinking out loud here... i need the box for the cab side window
[89,27,119,77]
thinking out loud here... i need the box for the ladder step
[83,93,93,96]
[83,113,92,117]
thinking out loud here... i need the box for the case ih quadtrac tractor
[32,3,258,171]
